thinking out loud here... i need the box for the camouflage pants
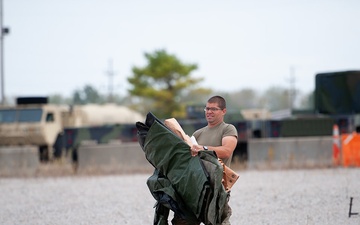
[171,214,200,225]
[221,202,232,225]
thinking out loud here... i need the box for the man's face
[204,102,226,125]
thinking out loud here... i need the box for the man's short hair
[207,95,226,109]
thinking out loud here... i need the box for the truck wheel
[39,146,49,162]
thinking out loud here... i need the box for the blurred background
[0,0,359,172]
[1,1,359,107]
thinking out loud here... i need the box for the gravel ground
[1,168,360,225]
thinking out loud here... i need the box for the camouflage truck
[0,97,144,162]
[62,123,139,163]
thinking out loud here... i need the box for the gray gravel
[1,168,360,225]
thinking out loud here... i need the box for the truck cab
[0,97,63,161]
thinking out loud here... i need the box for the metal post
[105,58,116,103]
[288,66,296,110]
[0,0,4,105]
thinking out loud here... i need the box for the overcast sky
[2,0,360,99]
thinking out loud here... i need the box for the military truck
[315,70,360,115]
[2,70,359,163]
[0,97,144,161]
[314,70,360,132]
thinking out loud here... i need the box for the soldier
[172,95,238,225]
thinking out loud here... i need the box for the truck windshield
[19,109,43,122]
[0,109,17,123]
[0,108,43,123]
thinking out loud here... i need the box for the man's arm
[191,135,237,158]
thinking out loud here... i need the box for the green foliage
[47,84,313,115]
[48,85,134,106]
[261,86,292,111]
[48,94,72,105]
[299,91,314,109]
[127,49,204,118]
[72,85,105,105]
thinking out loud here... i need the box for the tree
[259,86,290,111]
[128,49,204,118]
[48,94,72,105]
[228,88,259,109]
[72,85,105,105]
[298,90,314,109]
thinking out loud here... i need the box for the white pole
[0,0,4,105]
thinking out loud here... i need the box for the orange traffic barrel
[332,124,341,166]
[341,132,360,167]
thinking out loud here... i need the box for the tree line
[48,49,313,119]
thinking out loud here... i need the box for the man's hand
[190,144,203,156]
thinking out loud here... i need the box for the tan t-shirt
[192,122,238,167]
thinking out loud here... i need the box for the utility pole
[105,59,116,103]
[0,0,10,105]
[288,66,296,110]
